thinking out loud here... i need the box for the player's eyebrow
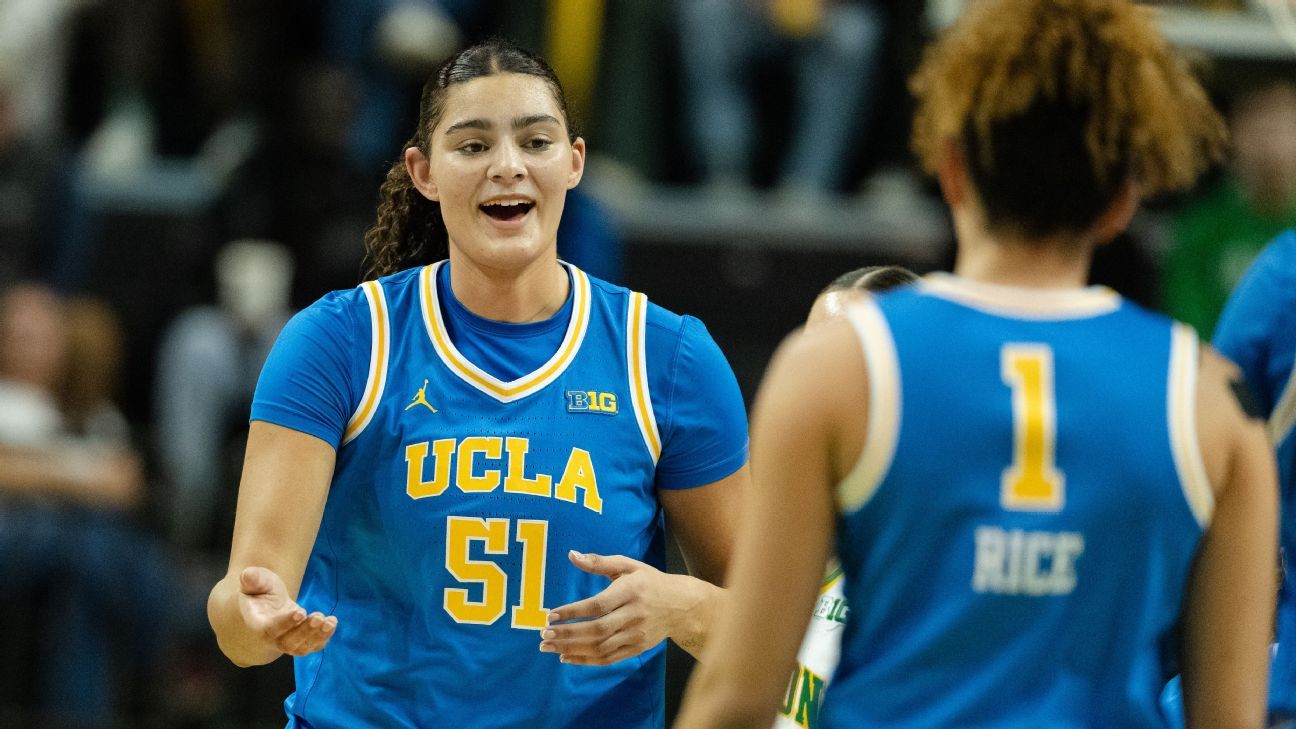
[514,114,560,129]
[444,118,490,136]
[444,115,561,136]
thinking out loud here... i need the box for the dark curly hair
[362,38,578,280]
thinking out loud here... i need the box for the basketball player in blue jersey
[678,1,1278,727]
[1214,229,1296,725]
[206,40,749,728]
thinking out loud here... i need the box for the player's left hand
[540,550,717,666]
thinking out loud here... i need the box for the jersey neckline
[919,272,1121,320]
[418,260,592,403]
[436,261,574,340]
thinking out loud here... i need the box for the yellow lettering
[457,436,502,493]
[599,392,617,413]
[511,519,550,629]
[555,447,602,513]
[1001,345,1064,511]
[405,439,456,499]
[443,517,509,624]
[503,437,553,497]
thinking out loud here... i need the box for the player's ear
[567,137,586,190]
[1091,179,1140,245]
[405,147,439,201]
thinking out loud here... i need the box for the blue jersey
[250,261,748,728]
[826,274,1211,729]
[1214,229,1296,717]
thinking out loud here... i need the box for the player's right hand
[238,566,338,657]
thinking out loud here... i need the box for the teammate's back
[829,278,1207,727]
[675,2,1276,727]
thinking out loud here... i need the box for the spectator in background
[0,284,177,726]
[0,0,83,287]
[1163,81,1296,338]
[677,0,883,199]
[155,240,294,550]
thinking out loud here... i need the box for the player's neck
[953,217,1093,289]
[445,255,570,324]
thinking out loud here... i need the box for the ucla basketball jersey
[825,274,1211,728]
[280,261,691,728]
[775,564,847,729]
[1214,229,1296,718]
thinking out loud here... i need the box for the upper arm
[227,421,337,598]
[229,290,367,595]
[649,312,750,583]
[659,465,748,585]
[680,320,864,720]
[1181,347,1278,728]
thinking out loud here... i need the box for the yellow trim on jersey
[1168,324,1214,528]
[819,565,844,594]
[1271,357,1296,445]
[343,280,390,444]
[837,298,902,513]
[627,292,662,462]
[920,273,1120,320]
[419,261,591,403]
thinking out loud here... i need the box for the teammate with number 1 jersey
[678,2,1277,727]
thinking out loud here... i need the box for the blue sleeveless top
[826,275,1210,728]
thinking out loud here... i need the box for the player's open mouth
[480,199,535,222]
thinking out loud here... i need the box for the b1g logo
[566,390,618,415]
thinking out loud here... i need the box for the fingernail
[569,550,583,559]
[322,622,334,634]
[546,612,560,624]
[541,629,556,640]
[559,655,570,663]
[293,610,307,622]
[539,643,557,653]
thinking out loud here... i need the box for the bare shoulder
[756,316,869,482]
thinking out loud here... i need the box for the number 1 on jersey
[1001,345,1065,511]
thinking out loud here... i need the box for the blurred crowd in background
[0,0,1293,727]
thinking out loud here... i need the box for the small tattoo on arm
[1230,377,1265,421]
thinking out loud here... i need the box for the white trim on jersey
[626,292,662,463]
[343,280,391,445]
[1168,323,1214,528]
[837,298,902,514]
[920,273,1121,320]
[419,261,592,404]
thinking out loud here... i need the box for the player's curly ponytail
[362,38,578,280]
[909,0,1228,237]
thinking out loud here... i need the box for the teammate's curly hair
[910,0,1228,236]
[362,38,578,280]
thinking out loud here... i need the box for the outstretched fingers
[277,612,338,656]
